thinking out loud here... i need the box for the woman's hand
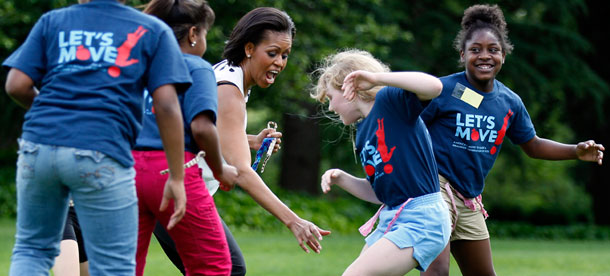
[249,128,282,153]
[286,218,331,253]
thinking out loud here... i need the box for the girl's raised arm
[342,70,442,101]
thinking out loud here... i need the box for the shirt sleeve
[403,89,425,118]
[420,96,440,126]
[507,97,536,144]
[379,86,424,122]
[2,13,48,83]
[183,66,218,125]
[145,27,191,94]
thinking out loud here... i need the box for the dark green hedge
[488,221,610,241]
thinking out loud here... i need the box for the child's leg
[133,153,158,276]
[135,212,155,276]
[451,239,495,276]
[53,207,81,276]
[148,151,231,275]
[153,221,186,274]
[435,176,494,276]
[159,167,231,276]
[222,219,247,276]
[79,262,90,276]
[52,240,80,276]
[71,209,90,276]
[153,217,246,276]
[343,238,418,276]
[420,244,451,276]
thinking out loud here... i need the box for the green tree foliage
[0,0,72,217]
[0,0,70,147]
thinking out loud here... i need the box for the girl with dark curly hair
[420,4,604,276]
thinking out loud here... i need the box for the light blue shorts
[364,192,451,271]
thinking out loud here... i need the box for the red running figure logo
[108,26,148,78]
[365,118,396,176]
[489,109,513,155]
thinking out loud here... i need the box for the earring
[190,41,196,47]
[247,54,251,58]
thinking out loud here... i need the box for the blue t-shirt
[2,0,191,167]
[136,54,218,154]
[356,87,439,207]
[420,72,536,198]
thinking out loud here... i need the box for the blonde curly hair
[310,49,390,103]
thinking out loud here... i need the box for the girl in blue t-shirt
[420,4,605,276]
[133,1,239,275]
[311,49,451,275]
[2,0,190,275]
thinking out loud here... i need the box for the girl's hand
[321,168,343,193]
[159,177,186,230]
[217,164,239,191]
[342,70,378,101]
[576,140,604,165]
[249,128,282,152]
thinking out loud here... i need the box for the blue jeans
[10,139,138,276]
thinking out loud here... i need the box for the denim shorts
[365,192,451,271]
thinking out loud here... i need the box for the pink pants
[133,150,230,276]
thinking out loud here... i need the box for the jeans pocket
[17,139,40,179]
[74,149,116,190]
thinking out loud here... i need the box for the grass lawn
[2,218,610,275]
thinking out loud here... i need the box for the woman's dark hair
[143,0,215,42]
[453,4,513,55]
[223,7,296,66]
